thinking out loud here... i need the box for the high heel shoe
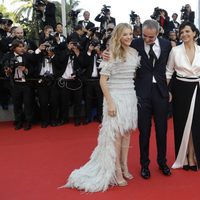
[122,171,134,180]
[121,165,134,180]
[115,179,128,186]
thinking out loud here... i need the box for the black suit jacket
[78,20,95,30]
[168,21,180,32]
[131,37,171,98]
[44,2,56,29]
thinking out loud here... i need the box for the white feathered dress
[61,48,140,192]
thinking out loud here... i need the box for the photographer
[52,40,85,126]
[83,33,103,124]
[1,39,35,130]
[168,13,180,33]
[39,25,56,45]
[94,5,116,32]
[33,0,56,30]
[180,4,195,23]
[33,42,61,128]
[150,8,169,38]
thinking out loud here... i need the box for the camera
[90,39,100,47]
[68,10,81,20]
[89,27,99,34]
[180,6,188,21]
[180,6,187,13]
[130,11,138,25]
[101,4,111,15]
[4,57,24,76]
[150,7,162,20]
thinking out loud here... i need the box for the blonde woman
[61,23,140,192]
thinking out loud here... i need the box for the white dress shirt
[166,43,200,79]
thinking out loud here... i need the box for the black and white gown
[166,43,200,169]
[61,48,140,192]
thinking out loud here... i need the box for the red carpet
[0,119,199,200]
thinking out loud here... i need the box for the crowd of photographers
[0,2,198,130]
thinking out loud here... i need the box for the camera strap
[58,78,82,91]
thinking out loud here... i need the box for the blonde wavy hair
[109,23,132,61]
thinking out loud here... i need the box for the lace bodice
[100,48,140,89]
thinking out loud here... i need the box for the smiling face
[120,28,133,47]
[179,25,196,43]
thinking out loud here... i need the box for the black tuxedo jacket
[1,52,35,79]
[168,20,180,32]
[131,37,172,98]
[78,20,95,30]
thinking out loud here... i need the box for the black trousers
[138,83,168,167]
[12,82,33,123]
[60,79,83,122]
[0,79,10,107]
[84,79,103,120]
[37,82,59,124]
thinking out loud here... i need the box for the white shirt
[144,38,161,83]
[40,58,53,76]
[166,43,200,79]
[62,57,73,79]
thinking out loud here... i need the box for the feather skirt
[61,89,137,192]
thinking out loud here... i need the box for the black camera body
[101,4,111,15]
[69,10,80,20]
[90,39,100,47]
[130,11,138,25]
[180,6,188,21]
[150,7,162,20]
[5,57,23,70]
[181,6,187,13]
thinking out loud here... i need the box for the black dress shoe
[183,165,190,171]
[189,165,198,171]
[15,122,23,130]
[141,167,151,179]
[159,164,171,176]
[41,123,48,128]
[74,119,81,126]
[23,122,32,131]
[58,119,69,126]
[83,118,91,125]
[51,121,57,127]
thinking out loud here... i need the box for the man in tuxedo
[168,13,180,33]
[1,39,35,130]
[131,19,172,179]
[78,11,95,32]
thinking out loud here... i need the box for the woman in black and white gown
[60,23,140,192]
[166,21,200,171]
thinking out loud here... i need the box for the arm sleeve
[166,48,175,79]
[99,61,112,76]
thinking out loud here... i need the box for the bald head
[15,27,24,39]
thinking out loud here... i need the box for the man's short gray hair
[142,19,160,33]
